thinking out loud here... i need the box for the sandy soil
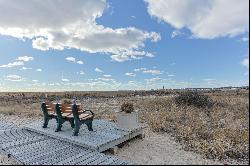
[116,128,225,165]
[0,115,229,165]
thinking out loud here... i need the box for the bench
[71,103,94,136]
[54,103,94,136]
[41,102,57,128]
[41,101,94,135]
[54,103,77,132]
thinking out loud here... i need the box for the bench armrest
[81,109,95,116]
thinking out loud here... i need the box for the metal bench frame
[54,103,75,132]
[41,102,95,135]
[41,102,57,128]
[72,104,94,136]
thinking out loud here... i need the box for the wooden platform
[0,128,131,165]
[24,119,146,152]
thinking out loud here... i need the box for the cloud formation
[16,56,34,62]
[125,73,136,77]
[134,67,163,75]
[95,68,103,73]
[0,0,160,62]
[65,57,76,63]
[142,69,162,75]
[146,0,249,39]
[0,61,24,68]
[77,61,84,65]
[20,67,32,70]
[241,56,249,69]
[62,78,70,82]
[5,75,25,82]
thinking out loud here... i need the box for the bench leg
[73,120,81,136]
[86,120,93,131]
[42,116,49,128]
[55,118,63,132]
[69,119,75,129]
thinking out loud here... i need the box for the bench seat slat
[61,113,72,117]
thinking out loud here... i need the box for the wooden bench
[54,103,94,136]
[41,102,57,128]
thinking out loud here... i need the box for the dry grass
[0,90,248,163]
[137,90,249,162]
[0,103,42,118]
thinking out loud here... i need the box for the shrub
[175,91,213,109]
[62,99,71,105]
[121,102,134,113]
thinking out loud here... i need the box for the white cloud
[79,71,85,75]
[134,68,147,72]
[66,57,76,63]
[241,56,249,69]
[66,57,84,65]
[145,77,162,82]
[203,78,217,81]
[125,73,136,77]
[97,77,116,82]
[168,74,175,77]
[128,81,136,84]
[95,68,103,73]
[133,67,163,75]
[0,56,33,69]
[111,50,156,62]
[5,75,25,82]
[103,74,112,77]
[36,68,42,72]
[32,80,39,83]
[241,37,249,42]
[171,30,184,38]
[146,0,249,39]
[62,78,70,82]
[77,60,84,65]
[143,69,162,75]
[16,56,34,62]
[110,55,130,62]
[0,61,24,68]
[20,67,32,70]
[0,0,160,62]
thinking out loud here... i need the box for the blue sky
[0,0,249,92]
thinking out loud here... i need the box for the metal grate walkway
[0,121,17,132]
[0,123,131,165]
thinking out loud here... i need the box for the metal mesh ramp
[0,125,131,165]
[0,121,17,132]
[25,119,145,152]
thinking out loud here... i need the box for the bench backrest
[42,102,81,114]
[60,104,81,113]
[44,102,55,113]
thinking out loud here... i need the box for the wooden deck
[24,119,146,152]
